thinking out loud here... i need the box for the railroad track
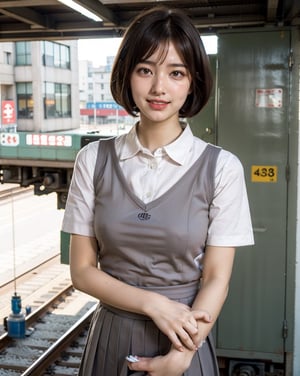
[0,281,96,376]
[0,282,74,352]
[0,186,97,375]
[22,304,96,376]
[0,254,97,375]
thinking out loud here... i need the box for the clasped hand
[148,295,211,352]
[127,296,211,375]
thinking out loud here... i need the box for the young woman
[62,6,254,376]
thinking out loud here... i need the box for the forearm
[71,262,164,316]
[189,245,235,346]
[191,277,229,344]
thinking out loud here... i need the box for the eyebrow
[139,59,188,69]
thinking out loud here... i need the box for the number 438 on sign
[251,165,277,183]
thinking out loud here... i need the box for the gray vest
[93,138,221,288]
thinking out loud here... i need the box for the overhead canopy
[0,0,299,41]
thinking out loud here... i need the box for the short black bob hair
[110,6,213,118]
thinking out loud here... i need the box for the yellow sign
[251,165,277,182]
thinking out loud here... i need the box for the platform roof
[0,0,299,41]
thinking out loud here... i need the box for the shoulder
[75,137,116,165]
[217,149,244,171]
[216,149,245,182]
[214,149,247,193]
[76,139,99,160]
[193,136,244,175]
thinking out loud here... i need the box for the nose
[150,73,166,95]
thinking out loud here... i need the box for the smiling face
[111,8,213,118]
[130,42,192,127]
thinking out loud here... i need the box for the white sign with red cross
[1,100,16,124]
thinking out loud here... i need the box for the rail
[21,304,96,376]
[0,283,74,352]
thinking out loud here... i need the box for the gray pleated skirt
[78,282,220,376]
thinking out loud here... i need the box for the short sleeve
[206,150,254,247]
[61,141,99,236]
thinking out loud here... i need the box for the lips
[147,99,170,110]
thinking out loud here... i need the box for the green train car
[0,130,109,208]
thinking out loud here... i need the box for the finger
[187,316,198,329]
[177,329,198,351]
[168,332,185,352]
[127,357,151,372]
[183,321,198,336]
[193,310,212,322]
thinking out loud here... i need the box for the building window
[44,82,71,118]
[60,44,70,69]
[4,52,12,65]
[15,42,32,65]
[16,82,33,118]
[42,41,70,69]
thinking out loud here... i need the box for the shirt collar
[118,121,194,166]
[164,122,194,165]
[118,123,143,161]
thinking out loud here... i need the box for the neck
[137,120,183,152]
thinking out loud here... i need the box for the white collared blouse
[62,123,254,248]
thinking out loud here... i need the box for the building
[0,40,79,133]
[78,57,131,128]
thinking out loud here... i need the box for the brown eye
[171,70,185,79]
[137,67,152,76]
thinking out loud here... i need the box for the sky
[78,38,123,66]
[77,36,217,67]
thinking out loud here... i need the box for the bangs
[141,40,169,64]
[123,11,195,72]
[137,34,190,68]
[134,31,170,66]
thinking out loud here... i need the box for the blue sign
[86,101,123,110]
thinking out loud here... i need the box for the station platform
[0,185,64,286]
[0,183,19,192]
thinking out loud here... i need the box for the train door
[215,30,290,372]
[189,54,217,144]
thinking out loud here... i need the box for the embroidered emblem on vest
[138,212,151,220]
